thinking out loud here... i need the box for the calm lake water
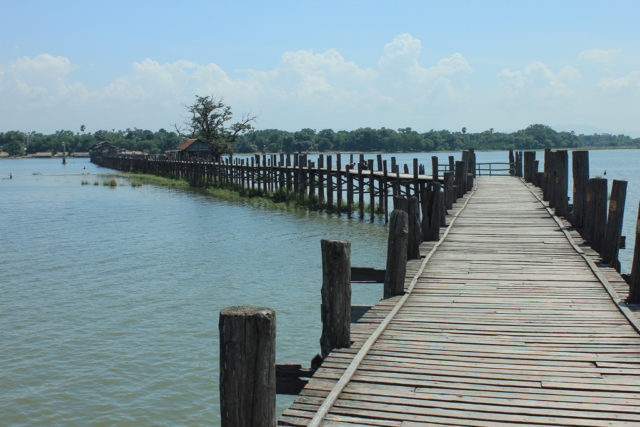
[1,149,639,426]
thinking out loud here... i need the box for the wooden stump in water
[219,306,276,427]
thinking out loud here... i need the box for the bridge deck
[280,176,640,426]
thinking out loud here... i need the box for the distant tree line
[235,124,640,153]
[0,128,181,156]
[1,124,638,157]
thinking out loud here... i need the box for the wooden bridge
[279,176,640,426]
[89,147,640,425]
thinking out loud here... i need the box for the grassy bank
[117,172,368,215]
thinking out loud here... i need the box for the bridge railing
[476,162,512,176]
[439,162,512,176]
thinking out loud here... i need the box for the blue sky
[1,1,639,135]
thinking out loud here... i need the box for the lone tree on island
[176,95,255,161]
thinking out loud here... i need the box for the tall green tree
[177,95,255,160]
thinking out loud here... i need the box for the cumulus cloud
[497,61,580,103]
[578,48,622,64]
[0,33,476,131]
[0,54,88,106]
[598,71,640,91]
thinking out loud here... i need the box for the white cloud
[497,61,580,103]
[1,33,478,132]
[0,54,88,106]
[578,48,622,64]
[10,37,638,135]
[597,71,640,92]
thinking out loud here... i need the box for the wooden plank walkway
[280,176,640,426]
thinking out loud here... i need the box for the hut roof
[177,138,198,151]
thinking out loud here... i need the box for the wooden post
[320,239,351,358]
[420,184,430,239]
[602,180,627,271]
[443,172,454,210]
[413,158,419,198]
[542,148,550,201]
[533,163,541,187]
[262,155,268,194]
[461,150,472,191]
[455,161,465,198]
[585,178,608,253]
[509,150,515,176]
[378,165,384,218]
[423,182,442,241]
[383,161,389,223]
[327,155,333,211]
[572,150,589,229]
[368,159,375,221]
[318,155,324,206]
[346,165,353,217]
[358,163,364,219]
[384,210,408,298]
[555,150,569,218]
[336,154,342,214]
[628,203,640,303]
[393,196,408,212]
[431,156,439,180]
[469,149,476,178]
[393,165,401,198]
[308,160,315,204]
[407,196,422,260]
[219,306,276,427]
[547,151,557,209]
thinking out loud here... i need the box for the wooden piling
[455,161,466,198]
[336,154,342,214]
[413,158,419,198]
[432,156,439,180]
[572,150,589,229]
[542,149,550,201]
[407,197,422,260]
[320,239,351,358]
[602,180,627,271]
[383,161,389,223]
[308,160,316,204]
[358,163,364,219]
[369,159,375,221]
[422,182,442,241]
[443,172,454,210]
[509,150,515,176]
[327,155,333,211]
[346,165,353,217]
[554,150,569,218]
[384,210,408,298]
[628,203,640,303]
[318,155,325,206]
[585,178,608,252]
[219,306,276,427]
